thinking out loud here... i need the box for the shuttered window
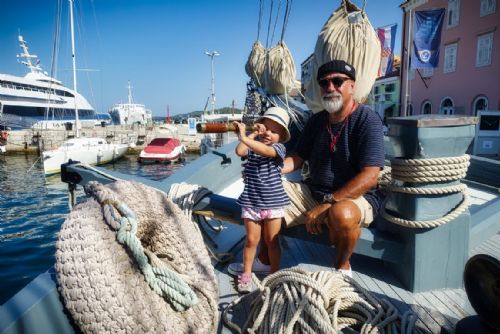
[444,43,458,73]
[480,0,496,17]
[447,0,460,27]
[476,33,493,67]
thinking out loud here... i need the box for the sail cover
[304,0,381,112]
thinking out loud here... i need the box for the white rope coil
[382,154,471,228]
[387,183,467,195]
[390,155,470,167]
[381,193,470,229]
[223,268,428,334]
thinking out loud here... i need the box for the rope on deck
[223,268,428,334]
[380,155,470,228]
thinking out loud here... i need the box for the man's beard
[321,93,343,114]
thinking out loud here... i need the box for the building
[367,56,401,124]
[400,0,499,117]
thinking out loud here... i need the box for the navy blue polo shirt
[295,105,385,215]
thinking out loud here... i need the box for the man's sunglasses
[317,76,351,89]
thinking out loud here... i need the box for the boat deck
[210,185,500,334]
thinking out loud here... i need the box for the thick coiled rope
[381,155,470,229]
[223,268,428,334]
[86,181,198,311]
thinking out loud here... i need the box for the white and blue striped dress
[237,143,290,209]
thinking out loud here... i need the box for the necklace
[326,101,357,152]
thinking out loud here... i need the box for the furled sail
[304,0,381,112]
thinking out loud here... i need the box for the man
[228,59,385,277]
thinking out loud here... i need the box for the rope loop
[223,268,425,333]
[85,181,199,311]
[381,154,471,228]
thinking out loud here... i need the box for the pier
[1,124,203,155]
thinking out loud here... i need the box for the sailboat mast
[69,0,79,137]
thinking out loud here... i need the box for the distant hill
[153,107,243,122]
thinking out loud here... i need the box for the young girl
[233,107,291,293]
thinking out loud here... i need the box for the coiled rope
[223,268,427,334]
[381,155,470,229]
[86,181,199,311]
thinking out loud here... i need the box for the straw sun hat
[257,107,291,143]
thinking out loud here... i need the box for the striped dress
[237,143,290,209]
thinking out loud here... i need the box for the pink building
[400,0,499,117]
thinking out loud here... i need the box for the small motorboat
[138,137,185,163]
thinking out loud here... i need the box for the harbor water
[0,153,198,305]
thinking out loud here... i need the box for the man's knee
[328,201,362,231]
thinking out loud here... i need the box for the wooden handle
[196,123,258,133]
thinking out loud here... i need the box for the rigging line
[257,0,264,41]
[280,0,292,42]
[74,0,98,111]
[26,155,41,175]
[270,0,282,46]
[265,0,274,48]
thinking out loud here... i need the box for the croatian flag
[411,9,445,69]
[377,24,397,77]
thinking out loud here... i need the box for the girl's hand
[255,123,266,136]
[233,121,246,139]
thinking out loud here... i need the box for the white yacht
[108,81,152,125]
[0,35,99,130]
[41,0,128,175]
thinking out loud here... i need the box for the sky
[0,0,404,117]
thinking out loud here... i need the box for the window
[480,0,496,16]
[473,96,489,116]
[476,33,493,67]
[385,94,392,102]
[421,68,434,77]
[441,97,454,115]
[374,86,380,94]
[422,101,432,114]
[444,43,458,73]
[385,83,395,93]
[447,0,460,27]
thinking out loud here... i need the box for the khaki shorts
[282,180,374,228]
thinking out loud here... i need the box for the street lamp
[205,50,220,115]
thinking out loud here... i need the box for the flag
[377,24,397,77]
[411,9,445,69]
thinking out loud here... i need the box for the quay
[1,124,203,155]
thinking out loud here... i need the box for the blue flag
[411,9,445,69]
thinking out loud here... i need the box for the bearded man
[228,59,385,278]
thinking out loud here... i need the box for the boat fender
[55,180,219,333]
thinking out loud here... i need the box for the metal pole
[205,51,220,115]
[69,0,79,137]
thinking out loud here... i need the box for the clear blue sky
[0,0,404,117]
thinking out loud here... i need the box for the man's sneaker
[237,273,253,293]
[337,266,353,278]
[227,258,271,276]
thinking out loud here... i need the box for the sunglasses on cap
[317,76,351,89]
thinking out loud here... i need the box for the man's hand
[304,203,331,234]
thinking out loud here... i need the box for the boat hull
[42,139,128,175]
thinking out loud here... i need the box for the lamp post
[205,50,220,115]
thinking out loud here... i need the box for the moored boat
[42,137,128,175]
[138,137,185,163]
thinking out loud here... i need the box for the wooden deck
[206,186,500,334]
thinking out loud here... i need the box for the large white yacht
[108,81,152,125]
[0,35,99,130]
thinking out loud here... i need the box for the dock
[1,124,203,155]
